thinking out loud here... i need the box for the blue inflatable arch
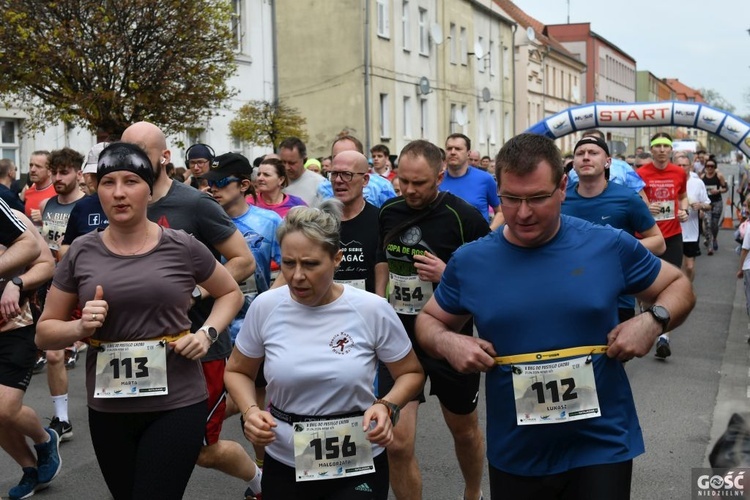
[525,101,750,158]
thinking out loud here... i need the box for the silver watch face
[203,327,218,342]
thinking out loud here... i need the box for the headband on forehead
[96,142,155,193]
[573,136,610,157]
[651,137,673,148]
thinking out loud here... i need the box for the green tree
[700,88,736,114]
[0,0,237,138]
[700,88,738,155]
[229,100,308,151]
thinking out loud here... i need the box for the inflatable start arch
[525,101,750,157]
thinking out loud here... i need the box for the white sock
[659,334,669,342]
[52,394,69,422]
[247,465,262,493]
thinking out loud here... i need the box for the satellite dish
[473,41,484,59]
[482,87,492,103]
[418,76,431,95]
[455,109,467,126]
[526,27,536,42]
[430,23,444,45]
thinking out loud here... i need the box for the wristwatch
[198,326,219,345]
[374,399,400,426]
[646,305,670,333]
[11,277,23,291]
[191,286,203,303]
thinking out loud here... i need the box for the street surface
[2,166,749,499]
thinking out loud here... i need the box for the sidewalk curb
[704,276,750,465]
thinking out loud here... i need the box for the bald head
[330,150,369,207]
[332,150,369,173]
[121,121,170,177]
[331,136,364,157]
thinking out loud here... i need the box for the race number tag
[654,200,676,221]
[388,273,432,314]
[293,416,374,482]
[334,279,366,291]
[512,356,600,426]
[94,340,168,398]
[42,218,67,251]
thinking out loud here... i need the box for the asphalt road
[2,172,748,499]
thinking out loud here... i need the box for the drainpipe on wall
[511,23,517,136]
[364,0,372,153]
[270,0,279,150]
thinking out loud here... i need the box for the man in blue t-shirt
[415,133,696,499]
[562,136,665,323]
[440,133,503,230]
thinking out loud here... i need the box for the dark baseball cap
[200,152,253,181]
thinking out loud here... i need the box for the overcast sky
[513,0,750,117]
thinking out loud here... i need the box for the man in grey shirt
[121,122,263,498]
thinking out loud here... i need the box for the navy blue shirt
[62,194,108,245]
[0,184,24,212]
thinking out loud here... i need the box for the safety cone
[722,197,735,229]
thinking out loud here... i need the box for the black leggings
[88,400,207,500]
[262,450,389,499]
[489,460,632,500]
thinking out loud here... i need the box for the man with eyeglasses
[184,144,214,192]
[562,136,665,323]
[637,132,689,359]
[316,135,397,207]
[674,152,711,282]
[331,150,379,293]
[375,140,490,500]
[416,132,695,500]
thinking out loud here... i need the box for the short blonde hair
[277,199,343,256]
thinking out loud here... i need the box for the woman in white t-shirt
[225,199,424,499]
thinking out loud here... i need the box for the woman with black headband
[699,157,727,255]
[35,142,243,499]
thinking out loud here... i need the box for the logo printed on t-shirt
[329,332,354,355]
[88,213,100,226]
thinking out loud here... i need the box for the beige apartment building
[494,0,586,155]
[635,70,677,150]
[275,0,515,158]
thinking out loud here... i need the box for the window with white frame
[401,1,410,51]
[449,23,457,64]
[0,120,19,167]
[230,0,245,53]
[420,98,428,138]
[460,27,468,65]
[418,8,429,55]
[377,0,390,38]
[380,93,390,139]
[450,104,458,133]
[461,104,468,133]
[403,96,412,138]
